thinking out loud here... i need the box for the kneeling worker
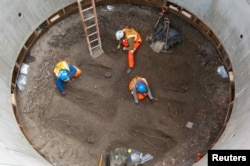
[54,61,81,95]
[115,27,142,74]
[129,76,154,104]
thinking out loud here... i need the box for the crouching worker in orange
[116,27,142,74]
[129,76,154,104]
[54,61,81,95]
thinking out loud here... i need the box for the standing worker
[115,27,142,74]
[129,76,154,104]
[53,61,81,95]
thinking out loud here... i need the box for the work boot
[126,68,132,74]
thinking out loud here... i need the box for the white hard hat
[115,30,124,40]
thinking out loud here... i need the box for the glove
[123,47,127,51]
[117,45,121,49]
[61,91,66,95]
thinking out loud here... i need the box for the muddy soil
[16,4,230,166]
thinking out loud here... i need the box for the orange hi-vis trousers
[128,42,141,68]
[137,92,148,100]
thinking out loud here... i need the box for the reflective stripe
[127,34,137,40]
[123,28,139,42]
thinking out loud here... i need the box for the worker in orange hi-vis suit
[115,27,142,74]
[129,76,154,104]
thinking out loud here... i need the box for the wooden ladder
[77,0,103,57]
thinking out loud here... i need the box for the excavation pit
[16,4,231,166]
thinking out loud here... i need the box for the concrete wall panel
[0,0,75,165]
[0,0,75,84]
[170,0,213,19]
[0,57,12,85]
[0,79,50,166]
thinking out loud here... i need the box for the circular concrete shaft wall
[0,0,249,166]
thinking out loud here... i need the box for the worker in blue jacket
[53,61,81,95]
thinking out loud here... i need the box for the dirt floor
[16,4,231,166]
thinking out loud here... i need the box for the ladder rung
[78,0,102,55]
[84,16,94,21]
[86,24,96,29]
[91,44,100,50]
[82,6,93,13]
[89,38,99,43]
[88,31,97,37]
